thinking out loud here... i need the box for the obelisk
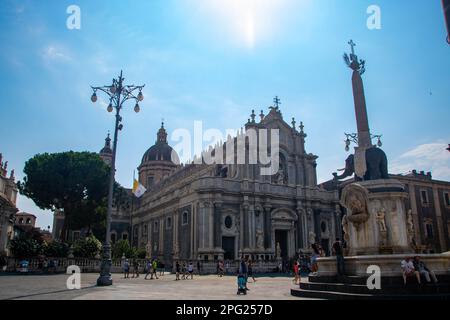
[344,40,372,177]
[345,40,372,148]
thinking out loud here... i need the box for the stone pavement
[0,273,315,300]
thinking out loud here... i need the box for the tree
[112,239,134,259]
[18,152,110,241]
[42,241,70,258]
[9,228,45,259]
[73,236,102,258]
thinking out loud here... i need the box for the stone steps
[300,280,450,295]
[290,275,450,300]
[291,288,450,300]
[309,275,450,286]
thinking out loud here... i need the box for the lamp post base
[97,274,113,286]
[97,243,113,286]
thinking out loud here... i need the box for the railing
[2,257,283,274]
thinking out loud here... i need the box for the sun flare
[194,0,308,48]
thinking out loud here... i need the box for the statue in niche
[276,242,281,258]
[308,231,316,245]
[407,209,414,234]
[256,228,264,249]
[376,208,387,232]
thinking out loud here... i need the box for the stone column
[296,207,305,249]
[214,202,223,249]
[242,204,249,249]
[248,205,255,249]
[159,217,164,256]
[306,207,315,245]
[408,184,421,245]
[190,207,195,260]
[207,202,214,250]
[173,212,179,259]
[432,186,447,252]
[263,205,272,250]
[198,202,207,251]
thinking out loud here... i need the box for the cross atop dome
[157,121,168,144]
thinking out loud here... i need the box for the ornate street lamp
[91,71,145,286]
[344,133,382,152]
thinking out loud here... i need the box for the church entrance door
[222,236,235,260]
[275,230,288,259]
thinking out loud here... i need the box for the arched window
[26,218,31,224]
[19,218,24,224]
[182,211,189,225]
[224,216,233,229]
[166,217,172,229]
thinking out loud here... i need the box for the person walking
[123,259,130,279]
[144,260,152,280]
[132,259,140,278]
[181,262,187,280]
[247,260,256,283]
[293,260,300,285]
[239,258,249,291]
[188,261,194,280]
[151,259,159,279]
[332,238,345,277]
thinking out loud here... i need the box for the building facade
[0,154,18,255]
[131,106,341,263]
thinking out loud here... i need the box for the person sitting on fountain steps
[413,256,438,284]
[401,257,421,285]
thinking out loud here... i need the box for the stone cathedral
[130,104,341,263]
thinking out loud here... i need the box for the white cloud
[391,142,450,181]
[41,45,72,63]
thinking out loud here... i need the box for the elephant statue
[333,147,389,181]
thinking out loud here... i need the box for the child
[237,273,247,295]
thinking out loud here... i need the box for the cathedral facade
[131,106,341,263]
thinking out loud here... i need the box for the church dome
[141,123,179,164]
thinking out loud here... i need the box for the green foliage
[112,239,137,259]
[73,236,102,258]
[135,247,147,259]
[42,241,70,258]
[9,237,42,259]
[18,151,111,240]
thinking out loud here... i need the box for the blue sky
[0,0,449,229]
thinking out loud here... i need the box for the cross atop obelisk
[348,40,356,55]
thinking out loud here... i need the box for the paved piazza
[0,273,313,300]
